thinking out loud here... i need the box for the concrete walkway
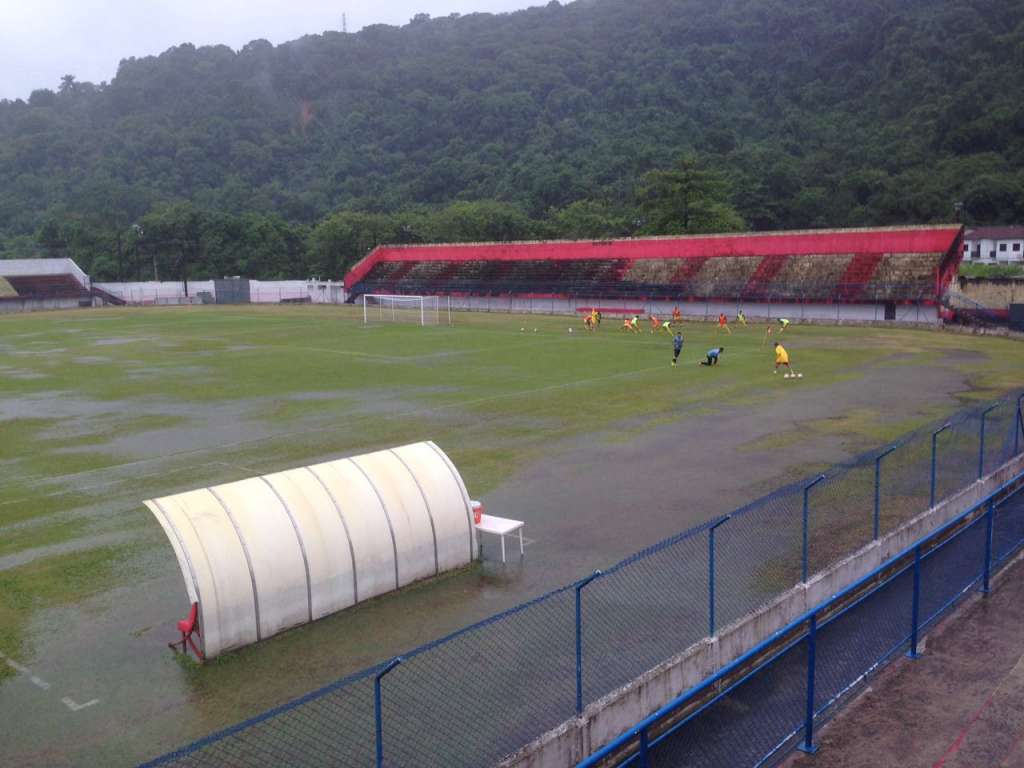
[785,554,1024,768]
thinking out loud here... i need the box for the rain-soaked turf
[1,304,1022,766]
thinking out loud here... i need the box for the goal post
[361,294,451,326]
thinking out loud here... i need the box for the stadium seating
[345,228,963,308]
[6,274,90,299]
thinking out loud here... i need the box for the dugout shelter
[146,441,477,659]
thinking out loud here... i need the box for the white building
[963,226,1024,264]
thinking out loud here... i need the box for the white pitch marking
[30,675,52,690]
[61,697,100,712]
[5,658,30,675]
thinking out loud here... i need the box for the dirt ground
[784,554,1024,768]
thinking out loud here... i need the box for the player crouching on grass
[699,346,724,366]
[773,342,802,378]
[672,332,684,366]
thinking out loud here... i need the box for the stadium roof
[0,257,89,285]
[345,225,963,289]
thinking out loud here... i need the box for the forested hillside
[1,0,1022,280]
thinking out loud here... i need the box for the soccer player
[621,317,633,332]
[595,309,602,326]
[737,309,747,327]
[649,314,661,333]
[699,346,724,366]
[672,306,683,323]
[630,314,640,334]
[661,319,674,335]
[672,332,684,366]
[774,341,801,377]
[590,308,599,329]
[778,317,791,333]
[583,314,594,331]
[717,312,732,335]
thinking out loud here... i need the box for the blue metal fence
[142,392,1024,768]
[581,476,1024,768]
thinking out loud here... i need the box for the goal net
[362,294,450,326]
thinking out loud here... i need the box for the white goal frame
[362,294,452,326]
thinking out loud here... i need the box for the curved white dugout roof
[145,441,476,658]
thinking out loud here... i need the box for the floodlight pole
[874,446,896,540]
[374,656,403,768]
[802,475,826,583]
[930,423,951,508]
[978,404,998,479]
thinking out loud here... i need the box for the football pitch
[1,304,1023,766]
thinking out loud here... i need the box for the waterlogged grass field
[1,304,1022,766]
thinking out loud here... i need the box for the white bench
[474,514,525,563]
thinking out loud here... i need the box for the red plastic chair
[168,602,204,661]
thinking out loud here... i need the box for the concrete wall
[500,452,1024,768]
[954,277,1024,310]
[0,297,86,314]
[447,295,940,325]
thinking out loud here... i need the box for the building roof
[965,226,1024,241]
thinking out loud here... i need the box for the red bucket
[471,501,483,525]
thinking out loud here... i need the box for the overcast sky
[0,0,540,101]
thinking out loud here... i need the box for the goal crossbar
[362,294,451,326]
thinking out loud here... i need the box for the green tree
[638,156,745,235]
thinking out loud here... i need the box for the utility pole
[342,13,348,33]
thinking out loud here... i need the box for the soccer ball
[533,328,537,332]
[520,327,525,332]
[784,373,792,378]
[797,373,804,378]
[568,328,573,333]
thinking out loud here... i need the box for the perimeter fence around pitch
[142,391,1024,768]
[580,450,1024,768]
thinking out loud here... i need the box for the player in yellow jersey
[630,315,641,334]
[660,319,674,335]
[774,342,802,378]
[737,309,747,327]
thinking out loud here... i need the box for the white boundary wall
[442,295,940,324]
[95,280,346,305]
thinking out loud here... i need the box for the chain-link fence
[584,475,1024,768]
[142,392,1024,768]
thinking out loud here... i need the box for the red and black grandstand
[344,226,964,311]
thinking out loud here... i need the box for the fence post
[575,570,602,716]
[874,446,896,540]
[374,657,403,768]
[708,515,731,637]
[638,727,650,768]
[982,498,995,594]
[1016,395,1024,456]
[907,546,922,659]
[797,613,819,754]
[930,423,951,508]
[802,475,826,582]
[978,404,998,480]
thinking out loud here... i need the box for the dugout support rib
[168,602,204,662]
